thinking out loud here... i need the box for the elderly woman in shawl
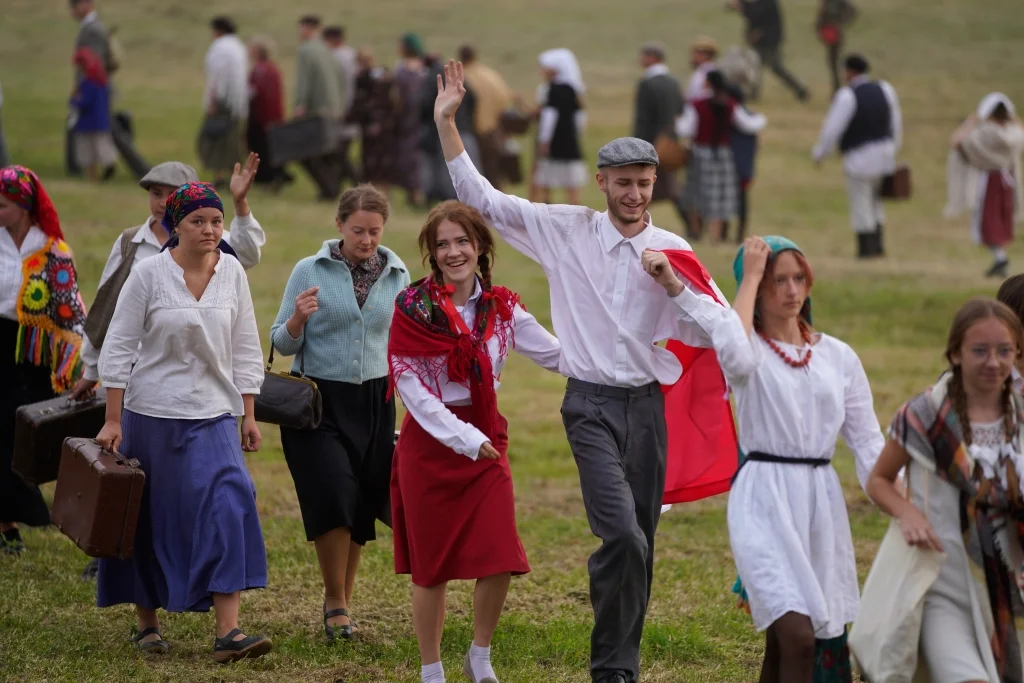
[945,93,1024,278]
[532,48,588,205]
[0,166,87,556]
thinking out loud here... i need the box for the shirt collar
[645,63,671,79]
[135,217,166,247]
[850,75,871,88]
[82,10,98,25]
[598,211,654,257]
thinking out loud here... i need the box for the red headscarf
[0,165,64,240]
[388,278,519,443]
[73,47,108,86]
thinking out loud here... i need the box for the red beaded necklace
[758,323,814,369]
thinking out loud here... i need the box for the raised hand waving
[433,59,467,124]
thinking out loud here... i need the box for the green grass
[2,0,1023,680]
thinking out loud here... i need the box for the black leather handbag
[253,339,323,430]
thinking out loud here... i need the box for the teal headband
[733,236,812,324]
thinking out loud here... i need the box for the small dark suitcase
[880,164,912,200]
[13,389,108,485]
[51,437,145,560]
[267,116,341,166]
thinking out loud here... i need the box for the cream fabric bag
[849,470,944,683]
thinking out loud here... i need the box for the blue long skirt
[97,411,267,613]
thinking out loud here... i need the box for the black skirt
[280,376,396,544]
[0,317,53,526]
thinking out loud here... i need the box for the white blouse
[712,309,885,487]
[99,250,264,420]
[0,226,48,321]
[394,281,561,460]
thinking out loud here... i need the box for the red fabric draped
[388,281,519,443]
[73,47,108,86]
[660,249,739,504]
[249,61,284,130]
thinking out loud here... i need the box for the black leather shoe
[323,603,353,642]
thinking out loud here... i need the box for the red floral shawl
[388,277,519,442]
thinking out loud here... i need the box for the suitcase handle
[87,438,141,470]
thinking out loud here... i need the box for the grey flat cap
[596,137,659,168]
[138,161,199,190]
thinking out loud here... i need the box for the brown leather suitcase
[51,437,145,560]
[881,164,912,200]
[13,389,108,485]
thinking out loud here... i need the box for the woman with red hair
[718,236,884,682]
[0,165,86,555]
[389,200,561,683]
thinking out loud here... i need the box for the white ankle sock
[469,643,497,681]
[992,246,1009,262]
[421,661,445,683]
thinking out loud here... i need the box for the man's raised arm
[434,60,566,266]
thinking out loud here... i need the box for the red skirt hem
[391,406,530,588]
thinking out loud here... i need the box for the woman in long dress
[715,236,884,682]
[0,165,87,555]
[867,297,1024,682]
[947,93,1024,278]
[389,201,561,683]
[393,33,426,206]
[95,182,270,662]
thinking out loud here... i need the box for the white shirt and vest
[445,150,733,388]
[0,226,48,320]
[79,212,265,380]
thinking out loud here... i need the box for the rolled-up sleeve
[98,268,151,389]
[270,260,309,356]
[223,213,266,271]
[231,266,265,395]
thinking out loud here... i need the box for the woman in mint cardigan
[271,185,410,641]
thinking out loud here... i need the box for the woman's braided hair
[418,200,497,290]
[944,297,1024,446]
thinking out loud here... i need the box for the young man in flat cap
[812,53,901,258]
[434,60,730,683]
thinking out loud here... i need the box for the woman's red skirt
[391,405,529,587]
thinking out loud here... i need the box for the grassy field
[2,0,1023,681]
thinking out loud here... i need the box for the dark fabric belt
[732,451,832,484]
[566,377,661,398]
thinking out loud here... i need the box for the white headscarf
[538,48,585,95]
[978,92,1016,119]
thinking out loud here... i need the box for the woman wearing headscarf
[533,48,587,205]
[389,201,561,683]
[715,236,884,682]
[94,182,270,663]
[0,166,87,555]
[945,93,1024,278]
[69,47,117,182]
[246,36,287,186]
[676,70,767,242]
[393,33,427,207]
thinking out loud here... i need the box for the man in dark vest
[728,0,809,102]
[632,42,691,235]
[812,54,902,258]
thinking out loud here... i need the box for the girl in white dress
[867,297,1024,683]
[718,236,885,682]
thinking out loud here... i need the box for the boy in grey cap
[72,154,266,580]
[434,60,731,683]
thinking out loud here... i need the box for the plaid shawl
[890,371,1024,682]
